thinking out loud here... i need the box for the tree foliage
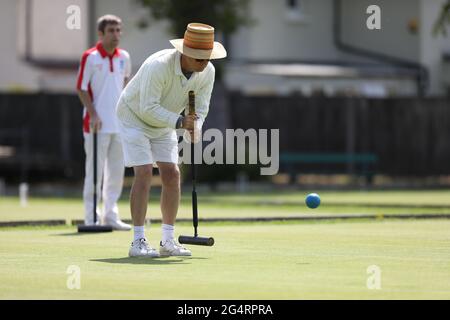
[136,0,254,37]
[433,0,450,36]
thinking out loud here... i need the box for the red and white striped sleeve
[76,49,94,91]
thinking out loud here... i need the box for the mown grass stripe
[2,214,450,228]
[0,220,66,227]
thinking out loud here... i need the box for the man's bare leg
[128,164,160,257]
[157,162,181,225]
[130,164,153,226]
[157,162,191,256]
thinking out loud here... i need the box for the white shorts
[118,122,179,167]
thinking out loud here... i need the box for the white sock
[133,225,145,242]
[161,224,174,243]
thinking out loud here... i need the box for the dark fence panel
[1,93,450,182]
[229,93,450,176]
[0,93,84,181]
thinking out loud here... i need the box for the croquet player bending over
[116,23,227,257]
[77,15,132,231]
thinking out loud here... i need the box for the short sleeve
[76,52,93,91]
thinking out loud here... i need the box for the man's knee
[160,165,180,187]
[133,165,153,186]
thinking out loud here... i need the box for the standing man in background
[76,15,132,230]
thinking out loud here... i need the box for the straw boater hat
[170,23,227,60]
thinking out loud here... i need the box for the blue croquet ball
[305,193,321,209]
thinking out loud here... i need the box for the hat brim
[169,39,227,60]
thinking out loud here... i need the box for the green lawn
[201,189,450,206]
[1,190,450,299]
[1,220,450,299]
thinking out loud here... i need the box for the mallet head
[178,235,215,246]
[77,225,113,233]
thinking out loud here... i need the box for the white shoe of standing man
[104,218,132,231]
[160,238,192,257]
[129,238,160,258]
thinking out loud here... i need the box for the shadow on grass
[91,256,207,265]
[52,229,121,236]
[52,232,103,236]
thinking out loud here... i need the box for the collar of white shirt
[174,50,197,81]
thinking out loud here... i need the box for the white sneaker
[160,238,192,257]
[129,238,160,258]
[104,219,132,231]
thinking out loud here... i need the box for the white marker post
[19,182,28,207]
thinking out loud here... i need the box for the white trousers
[83,132,124,224]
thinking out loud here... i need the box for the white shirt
[116,49,215,136]
[77,42,131,133]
